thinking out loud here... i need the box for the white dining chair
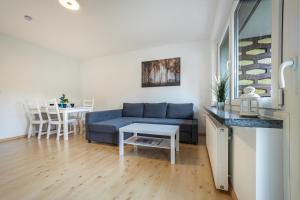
[46,99,77,140]
[83,99,94,111]
[26,103,48,139]
[79,99,95,134]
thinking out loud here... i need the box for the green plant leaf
[212,73,230,102]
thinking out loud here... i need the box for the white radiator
[206,114,229,191]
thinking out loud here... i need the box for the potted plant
[59,94,69,108]
[212,74,230,110]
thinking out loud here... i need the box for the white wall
[80,41,212,133]
[231,127,256,200]
[231,127,283,200]
[0,34,81,139]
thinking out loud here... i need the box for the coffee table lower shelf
[119,123,180,164]
[124,136,171,149]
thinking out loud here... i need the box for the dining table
[40,106,93,141]
[59,107,93,140]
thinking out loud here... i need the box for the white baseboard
[0,134,26,143]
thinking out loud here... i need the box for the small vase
[59,103,67,108]
[217,102,225,110]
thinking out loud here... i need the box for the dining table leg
[63,111,69,141]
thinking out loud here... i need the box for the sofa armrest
[86,109,122,124]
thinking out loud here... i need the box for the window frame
[215,1,238,106]
[217,28,230,80]
[229,0,283,109]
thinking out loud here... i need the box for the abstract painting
[142,57,180,87]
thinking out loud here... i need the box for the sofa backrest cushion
[122,103,144,117]
[166,103,194,119]
[143,103,168,118]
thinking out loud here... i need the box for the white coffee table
[119,123,180,164]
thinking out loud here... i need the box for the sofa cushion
[88,116,197,133]
[133,117,196,132]
[122,103,144,117]
[88,117,136,133]
[133,117,195,125]
[143,103,167,118]
[166,103,194,119]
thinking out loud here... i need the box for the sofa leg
[88,140,92,143]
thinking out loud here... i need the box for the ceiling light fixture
[59,0,80,11]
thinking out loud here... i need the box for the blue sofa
[85,103,198,145]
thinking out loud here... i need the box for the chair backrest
[25,104,43,122]
[83,99,94,111]
[46,99,61,122]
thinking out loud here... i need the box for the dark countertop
[204,107,283,129]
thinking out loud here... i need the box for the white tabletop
[58,107,92,112]
[119,123,179,136]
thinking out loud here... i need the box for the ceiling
[0,0,218,60]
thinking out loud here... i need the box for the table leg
[171,134,175,164]
[133,132,138,152]
[119,131,124,156]
[80,115,84,135]
[176,129,180,152]
[63,111,69,141]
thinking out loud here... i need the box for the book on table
[134,137,163,145]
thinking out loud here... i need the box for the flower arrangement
[59,94,69,104]
[212,73,230,109]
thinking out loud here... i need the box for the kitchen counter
[204,106,283,129]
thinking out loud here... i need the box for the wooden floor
[0,134,232,200]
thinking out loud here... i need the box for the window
[234,0,273,98]
[219,29,230,79]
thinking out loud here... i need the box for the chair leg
[56,124,61,141]
[37,123,43,139]
[79,120,83,135]
[46,123,51,139]
[28,124,33,138]
[74,123,77,135]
